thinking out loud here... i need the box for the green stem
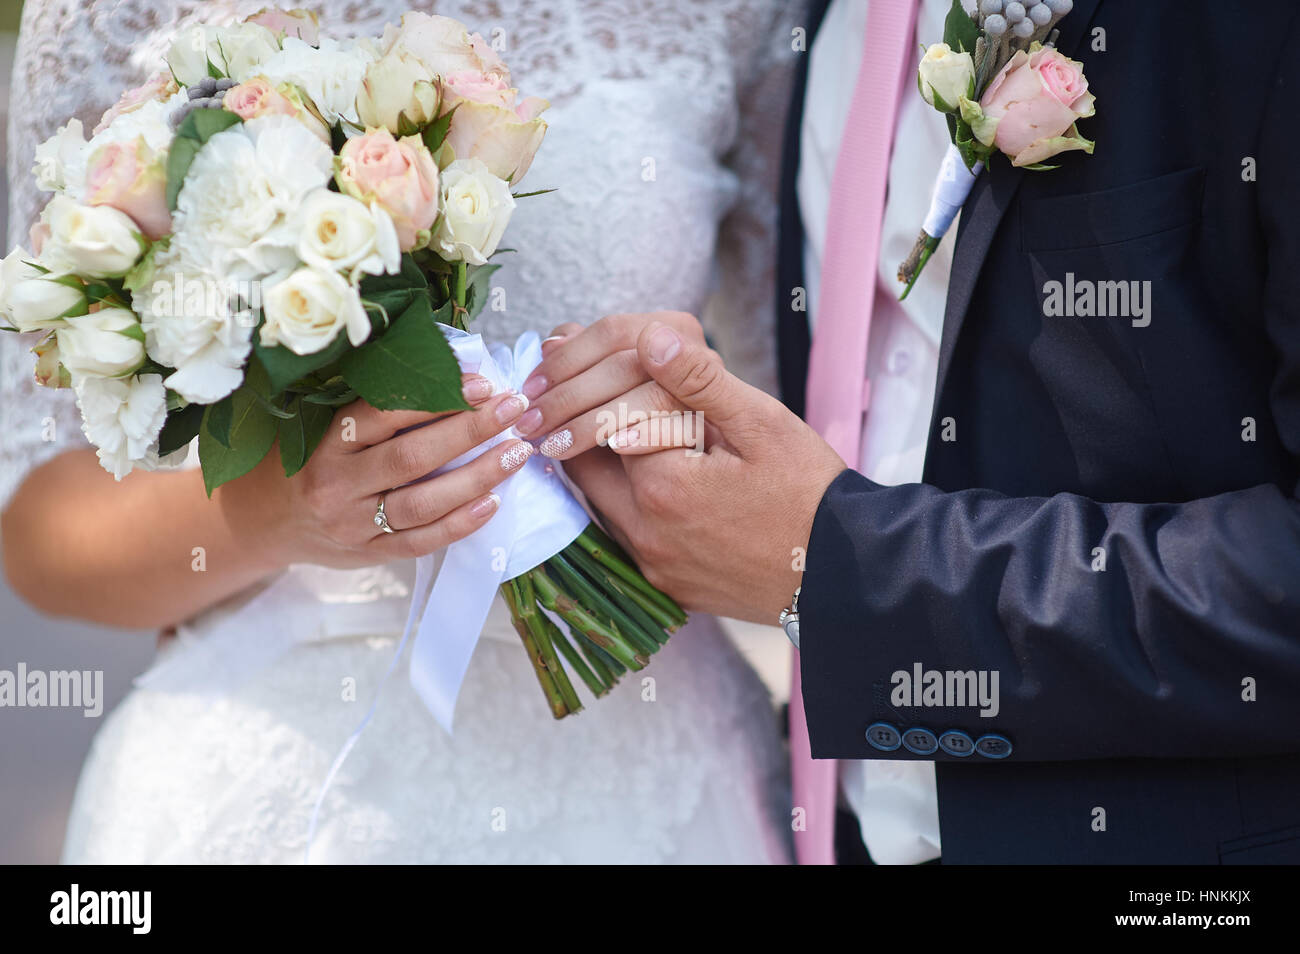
[564,544,673,645]
[529,566,647,671]
[546,614,608,697]
[517,573,583,714]
[549,552,662,656]
[574,528,685,626]
[451,261,469,331]
[501,580,567,719]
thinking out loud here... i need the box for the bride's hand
[219,374,535,569]
[514,311,707,459]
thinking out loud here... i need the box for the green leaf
[203,395,234,447]
[166,110,242,210]
[198,381,278,496]
[158,402,204,456]
[277,398,334,477]
[943,0,979,55]
[339,295,470,412]
[465,263,500,322]
[255,332,351,394]
[422,104,458,154]
[510,188,556,199]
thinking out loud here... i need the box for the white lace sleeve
[701,2,805,396]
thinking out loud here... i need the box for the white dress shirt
[798,0,956,865]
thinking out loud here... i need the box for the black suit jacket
[787,0,1300,863]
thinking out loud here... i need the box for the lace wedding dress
[2,0,800,862]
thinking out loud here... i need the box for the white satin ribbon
[922,142,983,239]
[408,328,589,731]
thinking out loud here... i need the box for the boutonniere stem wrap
[899,0,1096,298]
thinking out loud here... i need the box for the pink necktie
[792,0,919,866]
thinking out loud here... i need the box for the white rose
[74,372,169,480]
[356,48,440,134]
[134,247,253,405]
[40,195,146,279]
[56,306,147,379]
[433,158,514,266]
[32,119,88,193]
[208,22,282,82]
[167,25,217,86]
[33,335,71,389]
[918,43,976,112]
[296,189,400,279]
[0,247,87,331]
[261,266,370,355]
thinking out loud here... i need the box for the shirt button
[887,348,912,375]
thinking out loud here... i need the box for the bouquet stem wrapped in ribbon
[0,7,684,724]
[898,0,1097,297]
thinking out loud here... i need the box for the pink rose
[382,13,509,82]
[336,128,439,251]
[93,71,178,135]
[224,76,330,142]
[978,45,1096,167]
[440,70,516,112]
[85,137,171,241]
[246,7,320,44]
[444,98,548,184]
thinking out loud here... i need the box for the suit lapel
[930,0,1104,413]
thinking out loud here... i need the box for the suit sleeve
[798,21,1300,764]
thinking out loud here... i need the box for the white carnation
[257,36,377,127]
[75,372,169,480]
[134,245,253,405]
[170,115,333,283]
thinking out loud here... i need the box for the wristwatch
[778,586,800,649]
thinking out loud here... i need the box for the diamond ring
[374,495,396,534]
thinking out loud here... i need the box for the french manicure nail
[514,406,543,437]
[609,428,640,450]
[494,393,529,425]
[646,325,681,365]
[470,493,500,518]
[463,376,494,403]
[522,374,548,400]
[538,429,574,458]
[499,441,534,471]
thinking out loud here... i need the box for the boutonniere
[898,0,1097,298]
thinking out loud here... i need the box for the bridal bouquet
[0,7,683,722]
[898,0,1096,295]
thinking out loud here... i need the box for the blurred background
[0,0,789,864]
[0,0,155,867]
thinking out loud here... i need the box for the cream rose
[261,266,370,354]
[56,306,147,379]
[355,48,441,134]
[443,97,548,184]
[39,195,146,279]
[32,335,71,389]
[335,128,439,251]
[208,22,282,82]
[381,12,507,80]
[433,157,514,265]
[85,136,172,240]
[918,43,975,112]
[295,189,400,279]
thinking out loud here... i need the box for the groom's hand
[566,322,846,624]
